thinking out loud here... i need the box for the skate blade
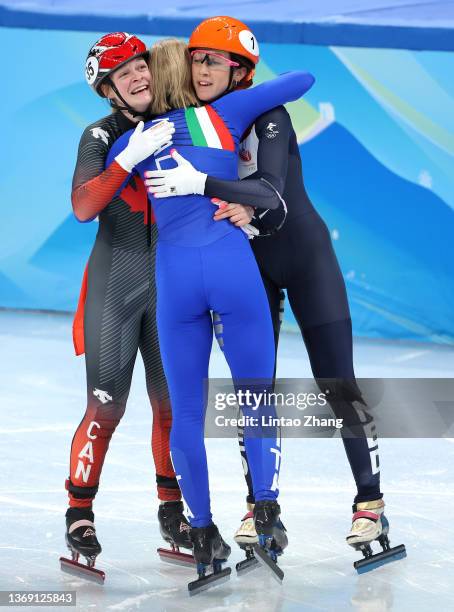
[188,567,231,596]
[157,547,196,567]
[236,554,259,575]
[252,544,284,584]
[354,544,407,574]
[60,556,105,584]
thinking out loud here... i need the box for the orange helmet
[189,16,259,84]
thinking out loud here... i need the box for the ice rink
[0,310,453,611]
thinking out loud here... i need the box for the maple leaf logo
[120,175,154,224]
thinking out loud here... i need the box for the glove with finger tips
[144,149,207,197]
[115,121,175,172]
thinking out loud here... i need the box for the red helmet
[85,32,148,96]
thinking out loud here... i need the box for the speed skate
[347,499,407,573]
[60,508,105,584]
[156,501,194,567]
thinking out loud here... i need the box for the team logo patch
[93,388,112,404]
[265,122,279,139]
[90,127,109,145]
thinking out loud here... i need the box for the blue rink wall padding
[1,24,454,345]
[2,0,454,50]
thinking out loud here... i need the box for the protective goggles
[190,49,240,71]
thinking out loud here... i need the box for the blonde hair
[149,39,198,115]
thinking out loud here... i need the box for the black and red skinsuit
[67,111,180,509]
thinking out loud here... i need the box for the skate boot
[347,499,406,573]
[253,500,287,583]
[188,523,231,595]
[234,502,258,547]
[60,507,105,583]
[157,501,194,566]
[234,503,260,575]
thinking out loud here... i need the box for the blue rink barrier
[2,0,454,50]
[1,5,454,344]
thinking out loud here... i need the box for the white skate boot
[347,498,385,547]
[347,499,406,573]
[234,503,259,575]
[234,503,258,546]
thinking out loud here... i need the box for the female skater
[106,35,314,587]
[62,33,191,580]
[146,16,405,574]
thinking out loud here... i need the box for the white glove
[115,120,175,172]
[144,149,207,197]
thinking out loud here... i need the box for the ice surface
[0,311,453,611]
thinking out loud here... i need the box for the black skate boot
[157,501,194,566]
[60,507,105,583]
[188,523,231,595]
[253,500,288,583]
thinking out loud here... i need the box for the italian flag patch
[185,106,234,151]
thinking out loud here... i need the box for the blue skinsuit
[107,71,315,526]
